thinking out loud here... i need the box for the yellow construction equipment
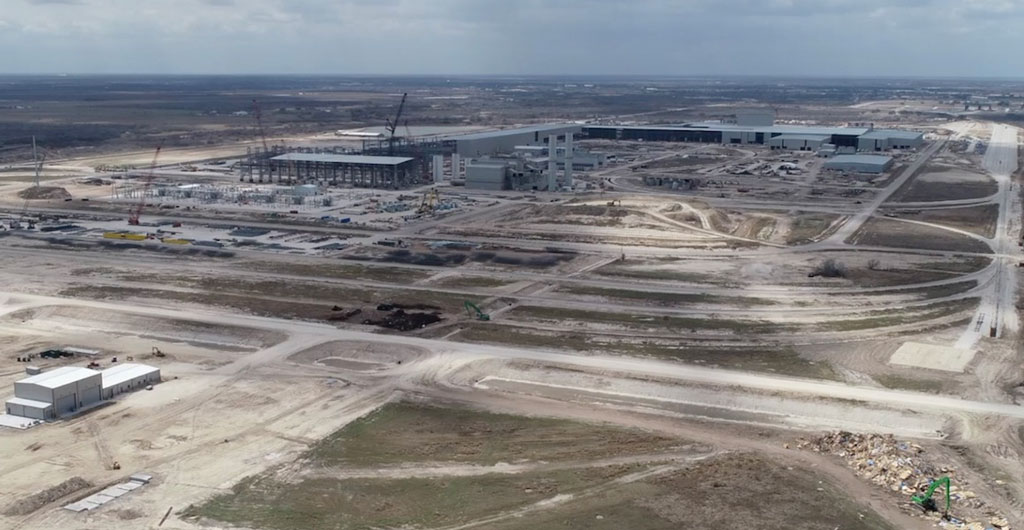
[103,232,146,241]
[159,238,190,245]
[418,188,440,214]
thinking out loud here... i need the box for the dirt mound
[17,186,71,200]
[363,309,442,331]
[4,476,92,515]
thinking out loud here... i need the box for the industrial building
[823,154,894,174]
[583,122,923,152]
[465,157,546,191]
[4,363,160,421]
[8,366,102,419]
[100,363,161,399]
[240,146,424,189]
[857,130,924,151]
[445,124,582,158]
[464,129,587,191]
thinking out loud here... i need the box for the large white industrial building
[9,367,101,419]
[4,363,160,421]
[446,124,582,158]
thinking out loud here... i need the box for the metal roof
[17,367,100,389]
[271,153,413,166]
[769,134,832,141]
[6,397,52,408]
[101,363,159,388]
[587,124,871,137]
[826,154,893,164]
[859,129,923,140]
[447,124,579,141]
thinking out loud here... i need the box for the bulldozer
[912,476,951,518]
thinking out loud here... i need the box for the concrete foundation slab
[889,341,975,373]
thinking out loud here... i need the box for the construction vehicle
[912,476,951,518]
[464,301,490,321]
[606,199,621,206]
[152,346,166,358]
[385,93,408,156]
[418,188,439,214]
[127,146,162,225]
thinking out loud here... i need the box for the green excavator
[464,301,490,321]
[912,476,951,518]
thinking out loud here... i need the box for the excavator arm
[464,301,490,321]
[912,476,951,516]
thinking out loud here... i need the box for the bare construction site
[0,75,1023,530]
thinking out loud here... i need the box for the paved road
[957,123,1021,346]
[822,139,946,245]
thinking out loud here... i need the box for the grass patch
[310,402,681,467]
[874,374,950,393]
[185,465,634,530]
[455,325,838,380]
[816,298,977,332]
[433,275,517,289]
[490,453,897,530]
[850,218,992,253]
[557,285,775,306]
[786,214,840,245]
[509,305,782,334]
[888,204,999,238]
[239,260,430,284]
[591,263,725,284]
[917,256,992,274]
[838,280,977,300]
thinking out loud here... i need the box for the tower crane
[385,93,408,156]
[252,99,270,153]
[127,146,162,226]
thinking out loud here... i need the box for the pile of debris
[796,432,1010,529]
[17,186,71,201]
[363,309,441,331]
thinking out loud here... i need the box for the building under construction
[240,146,425,189]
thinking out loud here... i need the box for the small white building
[101,363,161,399]
[9,366,102,419]
[824,154,894,174]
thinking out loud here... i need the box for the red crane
[127,146,162,225]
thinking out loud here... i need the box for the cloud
[0,0,1021,76]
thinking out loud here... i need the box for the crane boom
[127,146,162,226]
[252,99,269,152]
[385,93,408,156]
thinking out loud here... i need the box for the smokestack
[564,133,574,189]
[547,134,558,191]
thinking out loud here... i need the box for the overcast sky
[1,0,1023,77]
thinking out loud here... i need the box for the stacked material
[797,432,1010,529]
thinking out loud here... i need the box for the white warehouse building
[823,154,894,174]
[101,364,161,399]
[8,366,102,419]
[4,363,161,422]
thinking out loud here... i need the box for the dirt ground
[0,101,1021,530]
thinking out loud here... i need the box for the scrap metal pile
[796,431,1011,530]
